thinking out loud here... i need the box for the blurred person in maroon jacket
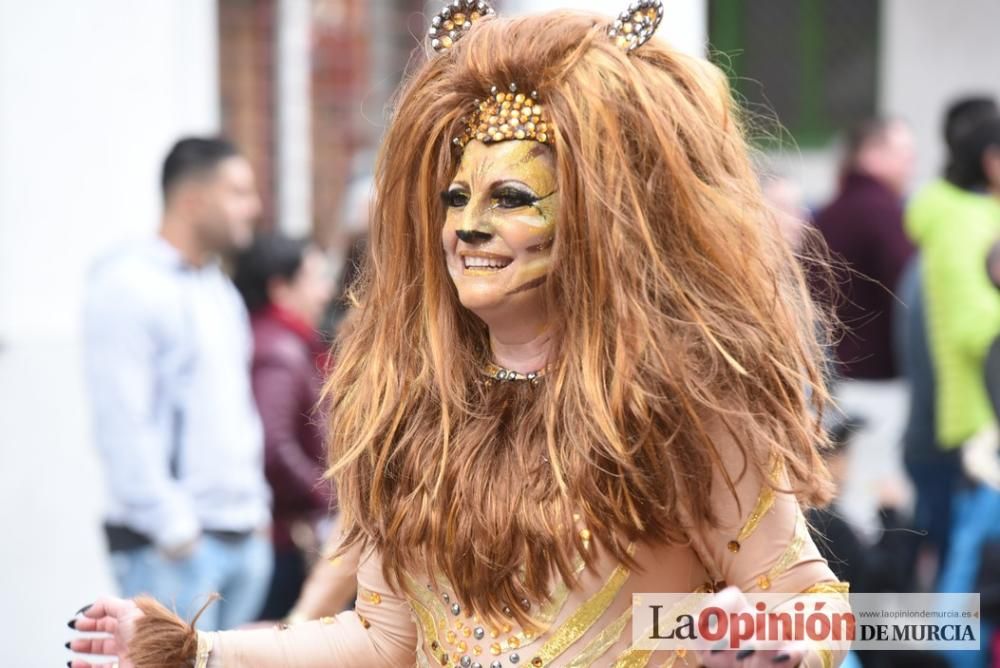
[233,232,336,620]
[817,117,916,379]
[814,118,917,538]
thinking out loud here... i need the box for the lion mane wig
[323,9,833,628]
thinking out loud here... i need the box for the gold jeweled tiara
[453,82,553,150]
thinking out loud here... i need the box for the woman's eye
[442,189,469,208]
[493,188,537,209]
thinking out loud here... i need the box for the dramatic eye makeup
[493,183,547,209]
[442,181,549,211]
[441,186,470,209]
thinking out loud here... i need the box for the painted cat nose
[456,229,493,244]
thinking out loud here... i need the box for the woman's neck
[489,326,552,374]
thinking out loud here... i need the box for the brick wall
[218,0,432,241]
[219,0,278,230]
[311,0,371,246]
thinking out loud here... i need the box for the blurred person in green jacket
[907,108,1000,668]
[898,98,999,589]
[906,110,1000,449]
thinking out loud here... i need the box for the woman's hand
[67,597,144,668]
[694,587,806,668]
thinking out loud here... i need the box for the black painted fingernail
[64,641,71,649]
[67,618,76,630]
[772,654,791,663]
[75,603,93,616]
[736,648,755,660]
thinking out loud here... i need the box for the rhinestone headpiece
[425,0,665,151]
[607,0,664,52]
[453,82,553,150]
[427,0,495,54]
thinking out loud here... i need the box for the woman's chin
[456,288,506,315]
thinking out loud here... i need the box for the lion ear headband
[427,0,665,150]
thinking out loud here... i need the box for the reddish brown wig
[323,10,833,628]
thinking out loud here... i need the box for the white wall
[276,0,313,236]
[504,0,707,58]
[880,0,1000,189]
[0,0,220,344]
[0,2,219,664]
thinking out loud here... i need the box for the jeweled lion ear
[427,0,496,54]
[607,0,664,52]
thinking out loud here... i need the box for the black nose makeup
[456,230,493,244]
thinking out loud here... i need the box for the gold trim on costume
[530,554,633,665]
[406,581,450,666]
[411,597,448,666]
[801,581,851,600]
[405,560,581,664]
[754,510,806,590]
[736,486,775,543]
[734,456,784,545]
[360,588,383,605]
[610,647,653,668]
[621,590,706,668]
[564,606,632,667]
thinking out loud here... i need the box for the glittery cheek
[503,209,552,231]
[502,192,558,295]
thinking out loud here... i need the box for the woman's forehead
[452,140,556,191]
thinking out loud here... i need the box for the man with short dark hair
[83,137,272,630]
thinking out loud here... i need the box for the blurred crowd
[766,96,1000,668]
[79,94,1000,666]
[82,138,368,631]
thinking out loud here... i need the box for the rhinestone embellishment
[607,0,664,52]
[428,0,495,53]
[454,83,553,150]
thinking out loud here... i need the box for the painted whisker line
[526,238,555,253]
[505,275,548,295]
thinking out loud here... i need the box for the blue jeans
[938,484,1000,668]
[905,448,964,582]
[111,533,273,631]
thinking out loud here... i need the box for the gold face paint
[441,140,559,317]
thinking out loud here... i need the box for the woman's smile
[460,250,514,273]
